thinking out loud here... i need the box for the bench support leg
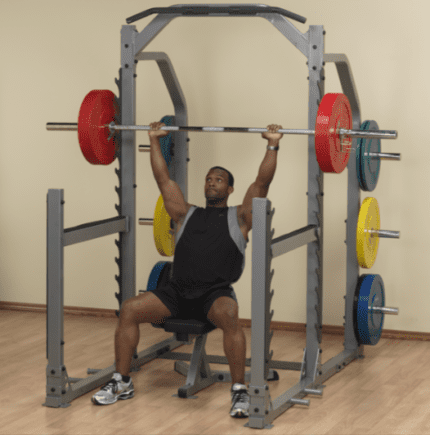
[174,334,218,398]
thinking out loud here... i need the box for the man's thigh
[122,290,173,324]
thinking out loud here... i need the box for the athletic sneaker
[91,373,134,405]
[230,383,249,418]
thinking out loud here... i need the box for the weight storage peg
[47,90,398,173]
[356,197,400,269]
[356,120,401,191]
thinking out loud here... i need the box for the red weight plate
[78,90,119,165]
[315,93,352,173]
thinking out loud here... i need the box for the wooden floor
[1,310,429,435]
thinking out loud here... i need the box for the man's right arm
[149,122,189,224]
[149,122,170,185]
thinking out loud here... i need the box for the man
[92,121,283,418]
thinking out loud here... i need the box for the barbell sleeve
[370,306,399,315]
[339,129,397,139]
[46,122,78,131]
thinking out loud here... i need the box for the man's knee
[119,297,138,322]
[208,296,240,331]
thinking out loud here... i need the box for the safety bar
[64,216,129,247]
[271,225,318,259]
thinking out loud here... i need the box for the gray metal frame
[246,49,365,430]
[45,4,367,429]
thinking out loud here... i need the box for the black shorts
[148,285,238,325]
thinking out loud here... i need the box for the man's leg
[207,296,246,385]
[115,292,172,377]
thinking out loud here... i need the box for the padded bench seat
[152,318,217,341]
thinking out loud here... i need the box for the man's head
[204,166,234,207]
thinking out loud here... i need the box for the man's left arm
[240,125,283,230]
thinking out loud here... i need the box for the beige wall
[0,0,427,333]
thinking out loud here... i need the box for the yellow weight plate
[153,194,175,257]
[356,197,380,269]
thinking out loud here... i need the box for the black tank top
[170,205,248,299]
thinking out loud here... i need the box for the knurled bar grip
[125,5,307,25]
[45,122,398,140]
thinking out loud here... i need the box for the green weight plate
[353,274,385,345]
[360,120,381,192]
[356,121,370,191]
[159,115,174,169]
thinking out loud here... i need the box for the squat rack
[45,4,370,429]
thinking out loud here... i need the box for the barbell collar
[370,306,399,315]
[364,229,400,239]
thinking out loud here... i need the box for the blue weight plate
[356,121,370,191]
[354,274,385,345]
[159,115,175,169]
[147,261,171,291]
[360,120,381,192]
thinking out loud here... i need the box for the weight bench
[151,317,227,398]
[143,263,278,397]
[151,317,279,398]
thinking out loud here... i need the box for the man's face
[205,170,229,200]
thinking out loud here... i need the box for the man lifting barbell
[92,121,283,418]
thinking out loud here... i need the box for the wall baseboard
[1,301,429,342]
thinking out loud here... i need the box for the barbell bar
[46,121,397,140]
[46,90,398,173]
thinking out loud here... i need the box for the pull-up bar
[126,5,307,25]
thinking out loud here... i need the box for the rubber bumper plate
[353,274,385,345]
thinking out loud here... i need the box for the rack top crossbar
[126,4,307,24]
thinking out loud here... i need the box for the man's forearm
[256,140,279,186]
[150,136,170,184]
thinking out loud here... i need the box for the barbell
[46,90,398,173]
